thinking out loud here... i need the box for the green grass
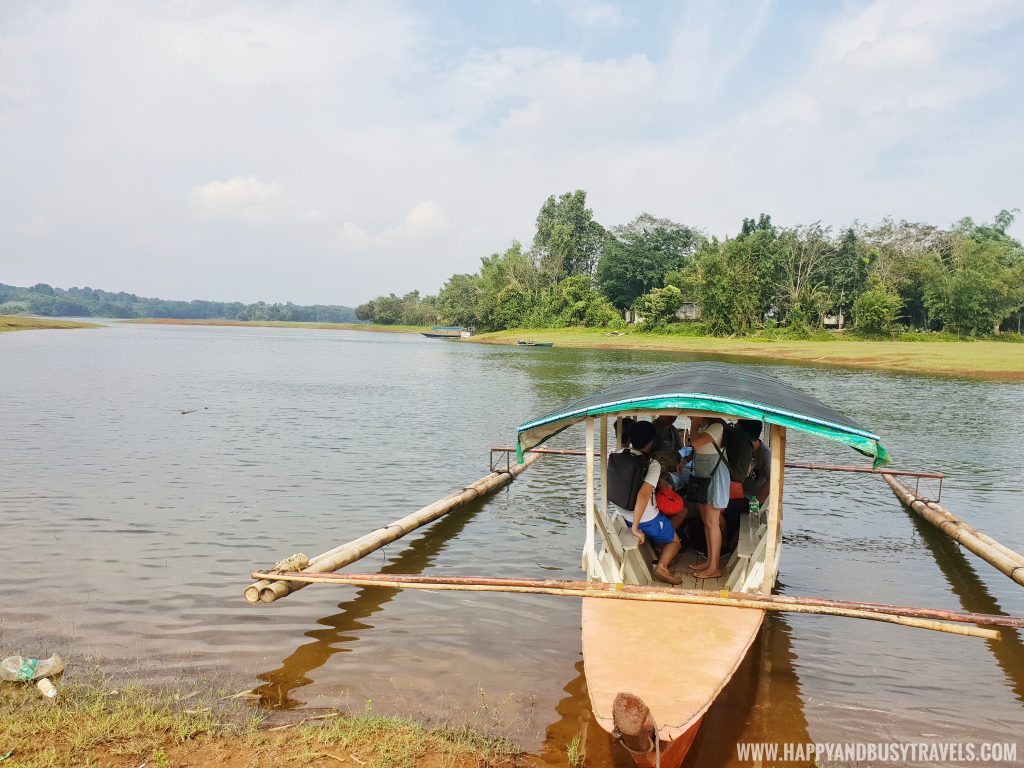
[0,315,99,332]
[469,327,1024,380]
[0,680,525,768]
[115,317,1024,380]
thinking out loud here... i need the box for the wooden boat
[516,340,554,347]
[421,326,471,339]
[514,362,890,767]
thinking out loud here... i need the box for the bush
[633,285,684,330]
[651,321,710,336]
[852,287,902,336]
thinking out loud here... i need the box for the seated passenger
[614,416,637,449]
[609,420,683,585]
[652,414,683,476]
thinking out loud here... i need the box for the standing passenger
[688,416,730,579]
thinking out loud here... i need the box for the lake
[1,322,1022,766]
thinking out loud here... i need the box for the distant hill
[0,282,359,323]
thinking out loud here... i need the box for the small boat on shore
[516,340,554,347]
[421,326,471,339]
[514,362,891,767]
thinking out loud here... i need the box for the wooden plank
[761,425,786,593]
[585,418,596,573]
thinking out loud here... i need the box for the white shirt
[608,450,661,524]
[693,422,724,455]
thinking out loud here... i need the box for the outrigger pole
[246,571,1019,640]
[885,474,1024,588]
[244,451,543,604]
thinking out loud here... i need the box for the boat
[250,362,1015,764]
[514,362,890,767]
[421,326,471,339]
[516,340,554,347]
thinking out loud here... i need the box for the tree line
[356,191,1024,338]
[0,283,358,323]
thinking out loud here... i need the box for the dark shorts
[638,513,677,546]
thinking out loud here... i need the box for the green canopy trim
[516,393,890,468]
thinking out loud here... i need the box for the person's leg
[695,506,723,578]
[688,503,711,570]
[656,535,681,572]
[647,517,682,584]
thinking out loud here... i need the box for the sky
[2,0,1023,306]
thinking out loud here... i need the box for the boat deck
[667,546,729,590]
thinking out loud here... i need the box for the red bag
[655,485,684,516]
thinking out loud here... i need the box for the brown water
[2,323,1022,765]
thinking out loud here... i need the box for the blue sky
[2,0,1022,305]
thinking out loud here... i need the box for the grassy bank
[119,318,1024,381]
[471,328,1024,381]
[0,315,100,333]
[0,681,526,768]
[122,318,426,334]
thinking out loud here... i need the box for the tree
[475,241,541,330]
[676,239,760,335]
[532,190,606,282]
[776,224,833,326]
[923,236,1023,336]
[634,285,684,328]
[596,213,700,310]
[493,285,533,329]
[437,273,483,328]
[533,275,618,327]
[821,228,870,326]
[852,287,902,336]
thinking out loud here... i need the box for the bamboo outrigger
[884,473,1024,587]
[245,361,1022,768]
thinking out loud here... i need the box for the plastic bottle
[748,496,761,515]
[36,678,58,699]
[0,653,65,682]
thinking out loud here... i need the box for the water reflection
[686,613,812,767]
[255,497,485,708]
[903,508,1024,703]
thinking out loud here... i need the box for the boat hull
[582,599,764,768]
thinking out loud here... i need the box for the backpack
[721,423,754,483]
[606,450,651,510]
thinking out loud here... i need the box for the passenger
[721,420,770,554]
[610,420,683,585]
[652,415,683,476]
[614,416,637,449]
[740,420,771,506]
[687,416,730,579]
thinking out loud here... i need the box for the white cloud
[341,201,449,248]
[554,0,624,28]
[0,1,1020,304]
[15,215,54,236]
[188,176,284,221]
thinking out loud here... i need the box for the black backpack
[606,450,651,510]
[721,423,754,483]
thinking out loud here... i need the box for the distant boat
[516,340,554,348]
[421,326,471,339]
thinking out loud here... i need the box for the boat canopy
[516,362,890,467]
